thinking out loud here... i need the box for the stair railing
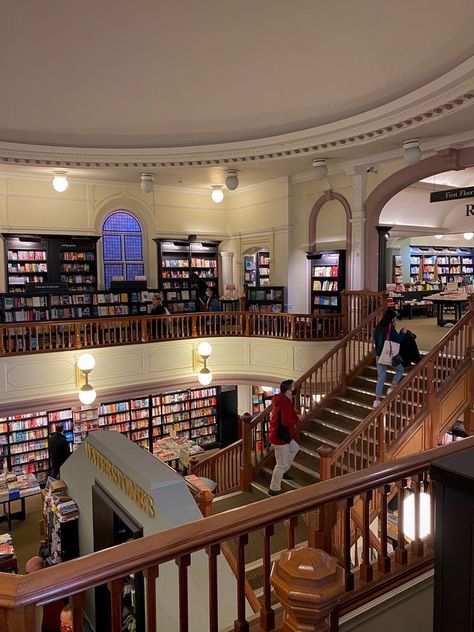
[190,440,242,496]
[2,437,473,632]
[239,304,387,490]
[329,297,474,478]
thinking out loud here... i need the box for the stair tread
[333,396,374,411]
[306,417,352,435]
[300,429,339,449]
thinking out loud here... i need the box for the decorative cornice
[0,60,472,168]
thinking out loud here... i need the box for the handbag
[378,325,401,366]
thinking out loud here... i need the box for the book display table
[0,472,41,530]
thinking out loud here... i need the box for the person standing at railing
[268,380,301,496]
[149,293,170,338]
[373,308,407,408]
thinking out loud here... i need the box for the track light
[225,169,239,191]
[211,185,224,203]
[52,171,69,193]
[140,173,154,193]
[403,139,422,166]
[312,159,328,181]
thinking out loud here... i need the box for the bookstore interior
[0,218,471,630]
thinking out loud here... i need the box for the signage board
[430,187,474,203]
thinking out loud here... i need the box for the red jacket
[269,393,299,445]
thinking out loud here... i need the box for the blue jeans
[375,361,404,398]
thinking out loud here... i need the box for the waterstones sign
[430,187,474,203]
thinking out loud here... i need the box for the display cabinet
[308,249,346,312]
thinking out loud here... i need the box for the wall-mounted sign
[430,187,474,203]
[85,442,155,518]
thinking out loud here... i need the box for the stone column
[271,547,344,632]
[220,251,234,295]
[349,170,367,290]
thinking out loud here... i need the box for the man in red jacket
[268,379,301,496]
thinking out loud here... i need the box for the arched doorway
[364,147,474,289]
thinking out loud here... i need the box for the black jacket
[49,432,71,477]
[400,331,422,367]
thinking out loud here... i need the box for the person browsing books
[373,309,407,408]
[268,380,301,496]
[49,423,71,479]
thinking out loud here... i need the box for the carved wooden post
[74,322,82,349]
[464,295,474,435]
[340,290,348,335]
[244,312,251,336]
[240,413,253,492]
[196,487,214,517]
[377,412,388,463]
[140,317,148,343]
[191,314,197,337]
[271,547,344,632]
[426,359,441,448]
[0,605,37,632]
[315,445,336,553]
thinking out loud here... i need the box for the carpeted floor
[0,493,43,573]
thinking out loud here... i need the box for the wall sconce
[76,353,97,405]
[194,341,213,386]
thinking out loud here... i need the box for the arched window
[102,211,144,288]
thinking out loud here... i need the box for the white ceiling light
[77,352,96,373]
[197,341,213,358]
[225,169,239,191]
[52,171,69,193]
[464,232,473,240]
[140,173,154,193]
[435,235,443,239]
[312,159,328,181]
[403,139,422,166]
[211,185,224,203]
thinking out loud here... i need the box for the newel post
[464,295,474,435]
[314,445,337,553]
[240,413,253,492]
[271,547,344,632]
[426,359,441,448]
[191,314,198,337]
[0,605,37,632]
[341,290,348,335]
[196,488,214,517]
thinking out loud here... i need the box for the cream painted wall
[0,337,336,407]
[315,199,347,250]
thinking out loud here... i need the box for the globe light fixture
[79,383,97,405]
[403,139,422,166]
[312,159,328,181]
[196,341,213,385]
[225,169,239,191]
[77,352,96,404]
[211,185,224,203]
[464,232,474,240]
[403,491,431,540]
[198,368,213,386]
[197,341,213,358]
[77,352,96,373]
[52,171,69,192]
[140,173,154,193]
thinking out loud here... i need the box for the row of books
[312,280,338,291]
[7,250,47,261]
[313,265,338,277]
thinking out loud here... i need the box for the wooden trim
[2,437,474,610]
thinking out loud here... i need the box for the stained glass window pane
[103,211,141,233]
[102,211,144,289]
[124,235,143,261]
[126,264,145,280]
[103,235,123,261]
[105,263,124,289]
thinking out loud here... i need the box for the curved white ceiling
[1,0,474,150]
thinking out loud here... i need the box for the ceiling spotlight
[140,173,154,193]
[211,185,224,203]
[435,234,443,239]
[225,169,239,191]
[464,232,473,240]
[52,171,69,193]
[403,139,422,166]
[312,159,328,181]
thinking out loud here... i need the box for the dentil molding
[0,60,472,169]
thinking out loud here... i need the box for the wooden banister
[330,305,474,477]
[1,437,472,612]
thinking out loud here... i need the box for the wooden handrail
[190,440,242,496]
[330,304,473,476]
[0,310,347,356]
[1,436,473,611]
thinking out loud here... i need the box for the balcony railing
[0,290,384,356]
[1,437,472,632]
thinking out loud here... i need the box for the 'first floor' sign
[430,187,474,203]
